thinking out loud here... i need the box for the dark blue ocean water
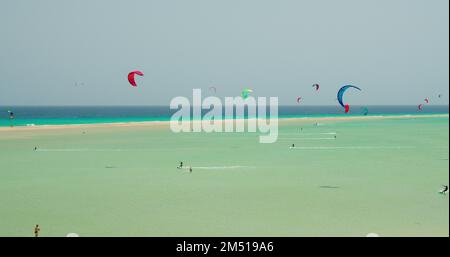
[0,106,448,127]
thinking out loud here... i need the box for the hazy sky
[0,0,448,106]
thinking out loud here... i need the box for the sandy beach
[1,114,447,132]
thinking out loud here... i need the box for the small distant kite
[209,86,217,94]
[438,94,442,98]
[296,96,302,104]
[361,107,369,116]
[344,104,350,113]
[312,84,320,91]
[337,85,362,113]
[241,88,253,100]
[418,104,424,111]
[424,98,429,104]
[128,70,144,87]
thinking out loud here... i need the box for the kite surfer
[8,111,14,127]
[439,185,448,195]
[178,161,184,169]
[34,224,40,237]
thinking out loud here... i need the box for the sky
[0,0,448,106]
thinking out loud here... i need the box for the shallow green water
[0,116,448,236]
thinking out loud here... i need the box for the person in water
[291,144,295,148]
[34,224,40,237]
[440,185,448,195]
[189,167,192,173]
[178,161,184,169]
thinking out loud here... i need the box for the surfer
[178,161,184,169]
[291,144,295,148]
[34,224,40,237]
[34,147,37,151]
[439,185,448,195]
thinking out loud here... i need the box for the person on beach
[34,224,40,237]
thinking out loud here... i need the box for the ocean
[1,105,448,127]
[0,109,448,236]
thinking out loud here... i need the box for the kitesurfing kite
[312,84,320,91]
[424,98,430,104]
[128,70,144,87]
[418,104,424,111]
[337,85,362,113]
[296,96,302,104]
[438,94,442,98]
[209,86,217,94]
[344,104,350,113]
[241,88,253,100]
[361,106,369,116]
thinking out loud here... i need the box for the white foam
[37,149,129,152]
[280,138,337,140]
[179,166,254,170]
[291,146,415,150]
[193,166,254,169]
[281,132,337,135]
[36,148,200,152]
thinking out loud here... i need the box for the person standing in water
[8,111,14,128]
[34,224,40,237]
[440,185,448,195]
